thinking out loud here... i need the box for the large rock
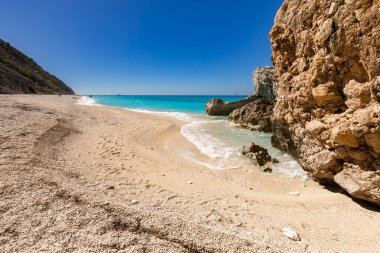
[242,143,278,172]
[205,95,259,116]
[0,38,74,94]
[228,99,274,133]
[253,67,277,99]
[270,0,380,205]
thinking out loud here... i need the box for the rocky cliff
[270,0,380,204]
[0,39,74,94]
[228,67,277,132]
[253,66,277,99]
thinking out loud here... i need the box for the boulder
[205,95,259,116]
[242,143,277,172]
[270,0,380,205]
[228,99,274,133]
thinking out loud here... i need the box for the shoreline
[78,96,308,177]
[1,95,380,252]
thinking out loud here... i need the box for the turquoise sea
[78,95,307,178]
[87,95,247,113]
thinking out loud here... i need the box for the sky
[0,0,283,95]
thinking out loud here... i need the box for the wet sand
[1,95,379,252]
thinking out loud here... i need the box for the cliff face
[0,39,74,94]
[253,67,277,99]
[270,0,380,204]
[227,67,276,132]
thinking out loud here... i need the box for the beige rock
[334,164,380,205]
[253,67,277,99]
[228,99,274,133]
[205,96,259,116]
[330,126,359,148]
[344,80,371,109]
[364,133,380,153]
[306,120,326,136]
[347,149,371,161]
[312,85,343,107]
[270,0,380,205]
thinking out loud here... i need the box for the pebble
[131,199,139,205]
[289,191,302,196]
[188,181,193,185]
[282,227,301,241]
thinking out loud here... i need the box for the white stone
[282,227,301,241]
[131,199,139,205]
[289,192,302,196]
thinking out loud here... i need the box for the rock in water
[242,143,275,172]
[270,0,380,205]
[253,66,277,99]
[0,38,74,94]
[205,95,259,116]
[228,99,274,133]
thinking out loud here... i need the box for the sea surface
[78,95,308,178]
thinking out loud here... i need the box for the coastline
[79,96,308,177]
[1,95,380,252]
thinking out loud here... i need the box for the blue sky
[0,0,283,95]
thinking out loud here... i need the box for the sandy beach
[1,95,379,253]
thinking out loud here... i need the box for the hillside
[0,39,74,94]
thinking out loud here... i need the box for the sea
[77,95,308,178]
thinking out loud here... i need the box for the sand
[1,95,379,253]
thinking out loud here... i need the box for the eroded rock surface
[270,0,380,204]
[253,67,277,99]
[227,67,277,131]
[228,99,274,132]
[242,143,278,172]
[205,95,259,116]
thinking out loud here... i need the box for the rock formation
[228,67,277,132]
[0,39,74,94]
[206,67,277,116]
[228,99,274,132]
[253,66,277,99]
[205,95,260,116]
[242,143,278,172]
[270,0,380,205]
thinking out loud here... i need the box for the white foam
[76,96,99,106]
[271,154,309,179]
[78,99,308,178]
[128,108,198,122]
[181,121,238,159]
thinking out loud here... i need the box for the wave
[76,96,308,178]
[76,96,99,106]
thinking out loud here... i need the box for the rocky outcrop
[242,143,278,172]
[205,95,259,116]
[270,0,380,205]
[206,67,277,116]
[0,39,74,94]
[253,67,277,99]
[228,99,274,132]
[227,67,277,130]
